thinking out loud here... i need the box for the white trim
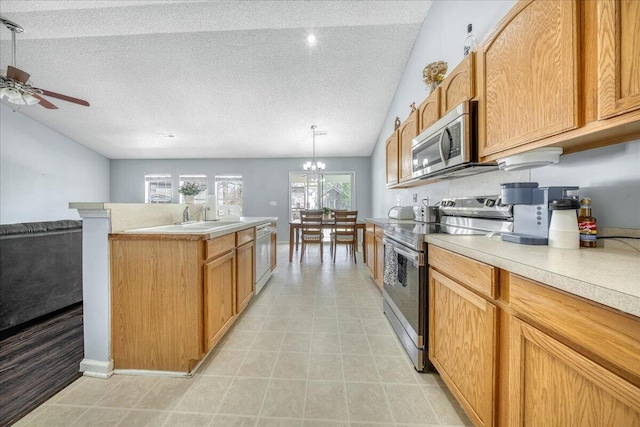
[80,359,114,379]
[77,208,111,219]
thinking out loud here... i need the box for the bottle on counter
[578,197,597,247]
[464,24,477,57]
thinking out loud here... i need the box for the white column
[76,208,113,378]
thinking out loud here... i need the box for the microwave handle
[439,127,450,166]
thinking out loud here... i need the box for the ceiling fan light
[21,93,40,105]
[1,87,22,100]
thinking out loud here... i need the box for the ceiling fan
[0,17,90,109]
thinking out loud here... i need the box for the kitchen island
[70,202,276,378]
[110,217,276,376]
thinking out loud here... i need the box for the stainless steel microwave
[411,101,497,180]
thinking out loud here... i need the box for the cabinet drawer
[206,234,235,260]
[428,245,498,299]
[236,228,255,246]
[366,223,375,234]
[509,273,640,386]
[374,225,384,239]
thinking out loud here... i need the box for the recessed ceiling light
[306,33,317,46]
[159,133,176,139]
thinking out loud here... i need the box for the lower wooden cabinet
[236,240,254,315]
[429,267,497,427]
[364,223,384,290]
[427,244,640,426]
[374,235,384,289]
[509,317,640,426]
[365,229,375,278]
[270,225,277,270]
[203,249,236,353]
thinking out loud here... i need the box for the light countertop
[365,217,639,316]
[113,217,276,239]
[426,234,640,317]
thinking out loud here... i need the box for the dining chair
[331,210,358,263]
[299,210,324,263]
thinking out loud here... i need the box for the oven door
[382,237,426,349]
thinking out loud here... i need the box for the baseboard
[79,358,114,379]
[113,368,194,378]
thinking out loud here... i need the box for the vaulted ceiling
[0,1,430,159]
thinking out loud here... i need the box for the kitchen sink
[124,221,242,234]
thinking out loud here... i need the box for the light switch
[413,193,418,202]
[218,209,224,216]
[269,201,277,206]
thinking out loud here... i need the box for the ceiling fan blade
[40,89,90,107]
[32,94,58,109]
[7,66,30,84]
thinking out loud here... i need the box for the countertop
[364,218,640,317]
[364,217,416,226]
[112,217,276,240]
[426,234,640,317]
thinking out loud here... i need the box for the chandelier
[303,125,326,172]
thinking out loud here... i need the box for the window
[215,174,243,216]
[289,172,355,221]
[179,174,207,204]
[145,174,172,203]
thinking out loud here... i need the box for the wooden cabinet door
[270,230,277,271]
[440,53,475,116]
[204,250,236,353]
[365,231,375,278]
[429,268,497,427]
[418,87,440,132]
[478,0,579,159]
[374,235,384,289]
[385,131,399,186]
[398,109,419,182]
[236,241,254,315]
[597,0,640,119]
[509,316,640,426]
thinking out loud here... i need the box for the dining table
[288,219,367,262]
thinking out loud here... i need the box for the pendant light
[303,125,326,172]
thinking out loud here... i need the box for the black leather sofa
[0,220,83,332]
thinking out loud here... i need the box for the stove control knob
[449,201,456,207]
[485,199,495,207]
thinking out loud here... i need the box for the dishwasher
[254,223,273,295]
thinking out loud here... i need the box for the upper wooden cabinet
[398,108,419,182]
[475,0,640,162]
[385,130,399,187]
[477,0,580,159]
[439,53,475,116]
[418,87,440,132]
[597,0,640,119]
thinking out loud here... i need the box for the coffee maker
[500,182,579,244]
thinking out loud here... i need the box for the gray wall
[0,103,110,224]
[371,0,640,230]
[110,157,372,239]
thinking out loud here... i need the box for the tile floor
[15,244,472,427]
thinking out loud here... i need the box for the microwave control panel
[447,122,462,158]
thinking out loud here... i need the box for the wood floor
[0,304,84,427]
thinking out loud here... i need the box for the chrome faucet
[183,206,190,222]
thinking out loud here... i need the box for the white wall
[371,0,640,230]
[0,103,110,224]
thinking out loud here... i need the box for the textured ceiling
[0,1,431,159]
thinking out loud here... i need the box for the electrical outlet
[413,193,418,203]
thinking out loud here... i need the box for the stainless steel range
[382,196,513,371]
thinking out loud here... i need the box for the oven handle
[383,238,420,263]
